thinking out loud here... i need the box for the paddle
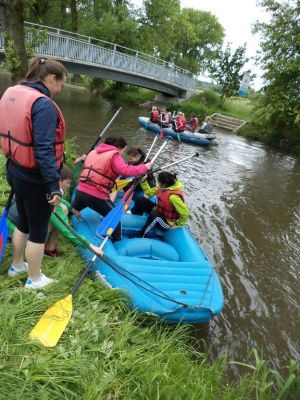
[144,133,159,162]
[72,107,122,178]
[113,152,199,193]
[0,190,14,262]
[113,134,161,192]
[96,140,169,238]
[29,216,112,347]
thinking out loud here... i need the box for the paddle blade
[0,210,9,262]
[114,178,133,192]
[96,202,125,238]
[29,294,73,347]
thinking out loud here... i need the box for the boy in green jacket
[131,171,189,237]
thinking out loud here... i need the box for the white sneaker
[8,262,29,276]
[25,273,54,289]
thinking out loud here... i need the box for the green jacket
[8,198,88,248]
[140,179,189,227]
[49,198,88,248]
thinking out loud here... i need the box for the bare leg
[12,228,29,267]
[109,190,118,203]
[46,224,59,251]
[25,241,45,280]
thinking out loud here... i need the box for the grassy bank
[168,91,253,123]
[0,152,299,399]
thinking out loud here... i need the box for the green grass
[102,84,156,105]
[0,153,299,399]
[221,97,253,121]
[168,91,253,123]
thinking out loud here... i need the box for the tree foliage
[139,1,224,74]
[0,0,28,81]
[172,8,224,74]
[252,0,300,149]
[1,0,226,86]
[209,43,250,107]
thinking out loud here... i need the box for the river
[1,76,299,374]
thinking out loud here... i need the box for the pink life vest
[176,115,186,132]
[189,117,199,131]
[80,149,119,195]
[150,110,159,122]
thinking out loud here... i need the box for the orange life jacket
[0,84,65,169]
[156,188,184,222]
[80,149,119,195]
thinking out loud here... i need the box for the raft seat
[114,238,180,262]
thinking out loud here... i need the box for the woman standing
[0,57,67,289]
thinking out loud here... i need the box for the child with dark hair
[125,147,156,189]
[131,171,189,237]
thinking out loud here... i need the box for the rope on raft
[80,216,214,311]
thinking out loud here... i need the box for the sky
[133,0,270,89]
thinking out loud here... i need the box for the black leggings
[71,190,122,242]
[131,197,170,236]
[7,172,52,243]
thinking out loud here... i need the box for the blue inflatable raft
[73,208,223,324]
[138,117,217,146]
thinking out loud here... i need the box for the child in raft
[130,171,189,237]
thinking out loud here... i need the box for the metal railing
[0,22,197,90]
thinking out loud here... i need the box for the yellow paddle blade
[29,294,73,347]
[113,178,133,192]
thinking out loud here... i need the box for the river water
[1,76,299,373]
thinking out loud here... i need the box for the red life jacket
[176,116,186,132]
[80,149,119,195]
[156,188,184,222]
[0,84,65,169]
[190,117,199,131]
[150,110,159,122]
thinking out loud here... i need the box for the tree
[138,0,181,60]
[171,8,224,74]
[252,0,300,149]
[209,43,250,107]
[70,0,78,32]
[0,0,28,82]
[139,1,224,74]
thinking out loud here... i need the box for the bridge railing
[0,22,197,90]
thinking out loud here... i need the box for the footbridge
[0,22,197,98]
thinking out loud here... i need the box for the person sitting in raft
[159,107,172,128]
[131,171,189,237]
[185,112,199,132]
[71,137,153,242]
[150,105,160,124]
[119,147,157,202]
[172,111,186,133]
[126,147,156,188]
[7,165,104,257]
[197,116,214,134]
